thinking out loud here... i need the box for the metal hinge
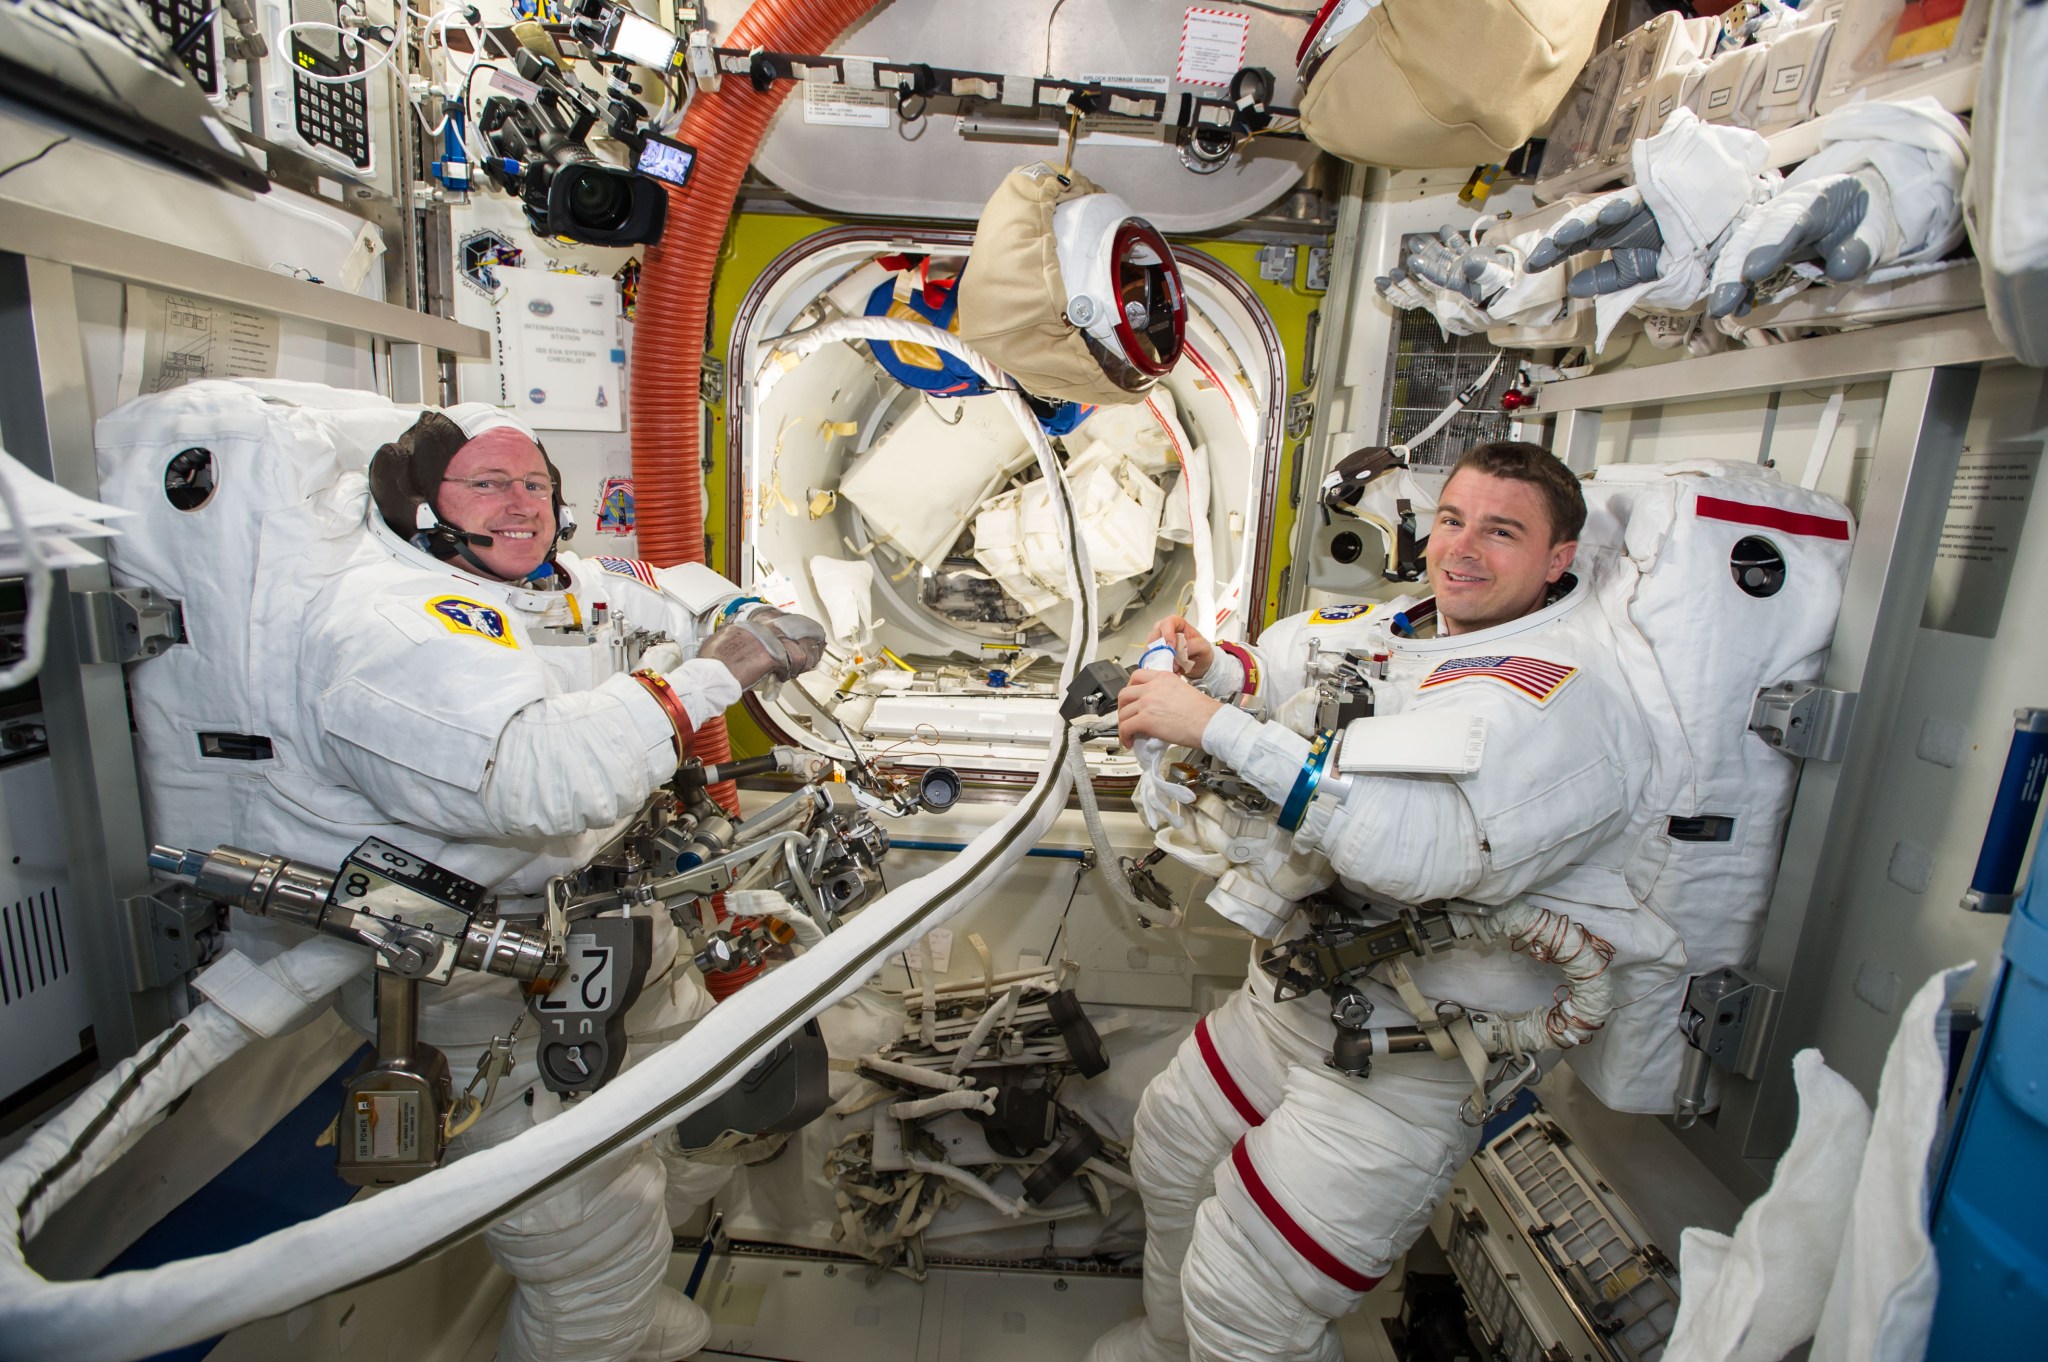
[125,886,229,990]
[700,354,727,406]
[1749,681,1856,761]
[73,587,185,665]
[1285,392,1314,441]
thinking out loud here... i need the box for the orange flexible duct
[633,0,878,997]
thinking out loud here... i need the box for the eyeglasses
[442,476,553,498]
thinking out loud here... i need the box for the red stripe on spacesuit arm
[1695,495,1850,540]
[1194,1016,1265,1127]
[1230,1140,1383,1293]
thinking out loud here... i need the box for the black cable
[171,5,219,56]
[1043,860,1087,965]
[0,137,70,182]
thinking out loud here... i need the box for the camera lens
[564,165,632,232]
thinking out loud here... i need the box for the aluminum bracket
[73,587,186,665]
[1749,680,1857,762]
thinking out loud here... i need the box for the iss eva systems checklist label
[1177,7,1250,87]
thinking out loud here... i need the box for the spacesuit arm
[319,637,741,843]
[1202,684,1638,905]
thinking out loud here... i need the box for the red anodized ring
[1109,219,1186,378]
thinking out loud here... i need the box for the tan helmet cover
[1299,0,1604,169]
[956,163,1149,408]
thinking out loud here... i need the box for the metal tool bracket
[73,587,186,665]
[1749,681,1858,762]
[125,886,228,990]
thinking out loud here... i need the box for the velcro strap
[1384,959,1460,1062]
[194,951,319,1038]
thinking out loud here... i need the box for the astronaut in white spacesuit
[258,404,825,1362]
[1091,442,1660,1362]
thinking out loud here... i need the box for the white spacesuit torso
[1194,578,1665,1061]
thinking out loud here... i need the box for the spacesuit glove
[1526,186,1667,297]
[701,607,828,690]
[1374,266,1494,336]
[1405,224,1518,305]
[1133,762,1196,831]
[1708,172,1892,317]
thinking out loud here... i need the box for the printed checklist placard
[1177,7,1252,87]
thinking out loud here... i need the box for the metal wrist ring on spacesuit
[631,669,696,760]
[1277,728,1338,833]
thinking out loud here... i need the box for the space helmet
[368,404,576,569]
[1294,0,1602,170]
[957,163,1185,407]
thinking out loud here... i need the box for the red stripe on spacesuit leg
[1230,1139,1383,1294]
[1694,495,1851,540]
[1194,1016,1265,1127]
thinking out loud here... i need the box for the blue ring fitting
[719,595,767,620]
[1279,729,1337,833]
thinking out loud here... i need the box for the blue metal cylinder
[1962,708,2048,914]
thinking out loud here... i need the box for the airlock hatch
[723,225,1286,782]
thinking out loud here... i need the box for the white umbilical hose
[1466,900,1618,1056]
[0,318,1097,1362]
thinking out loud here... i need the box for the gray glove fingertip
[1707,282,1749,318]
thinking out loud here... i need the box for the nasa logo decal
[427,596,519,648]
[1309,603,1370,623]
[527,298,555,316]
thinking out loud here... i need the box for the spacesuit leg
[1086,987,1289,1362]
[1179,1054,1478,1362]
[482,1121,677,1362]
[435,956,729,1362]
[626,960,739,1362]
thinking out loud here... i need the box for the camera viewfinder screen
[637,136,696,187]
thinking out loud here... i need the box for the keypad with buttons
[140,0,214,91]
[26,0,177,76]
[291,34,370,169]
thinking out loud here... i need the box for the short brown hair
[1446,441,1585,544]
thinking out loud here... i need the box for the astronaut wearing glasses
[243,404,826,1362]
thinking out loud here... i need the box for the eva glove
[1527,187,1667,297]
[1374,226,1501,336]
[700,608,828,691]
[1707,100,1967,319]
[634,640,687,676]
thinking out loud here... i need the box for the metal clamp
[1672,967,1780,1127]
[1285,391,1315,441]
[1749,681,1857,761]
[73,587,185,665]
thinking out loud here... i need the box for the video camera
[477,4,696,248]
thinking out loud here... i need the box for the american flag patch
[594,556,658,587]
[1418,654,1578,705]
